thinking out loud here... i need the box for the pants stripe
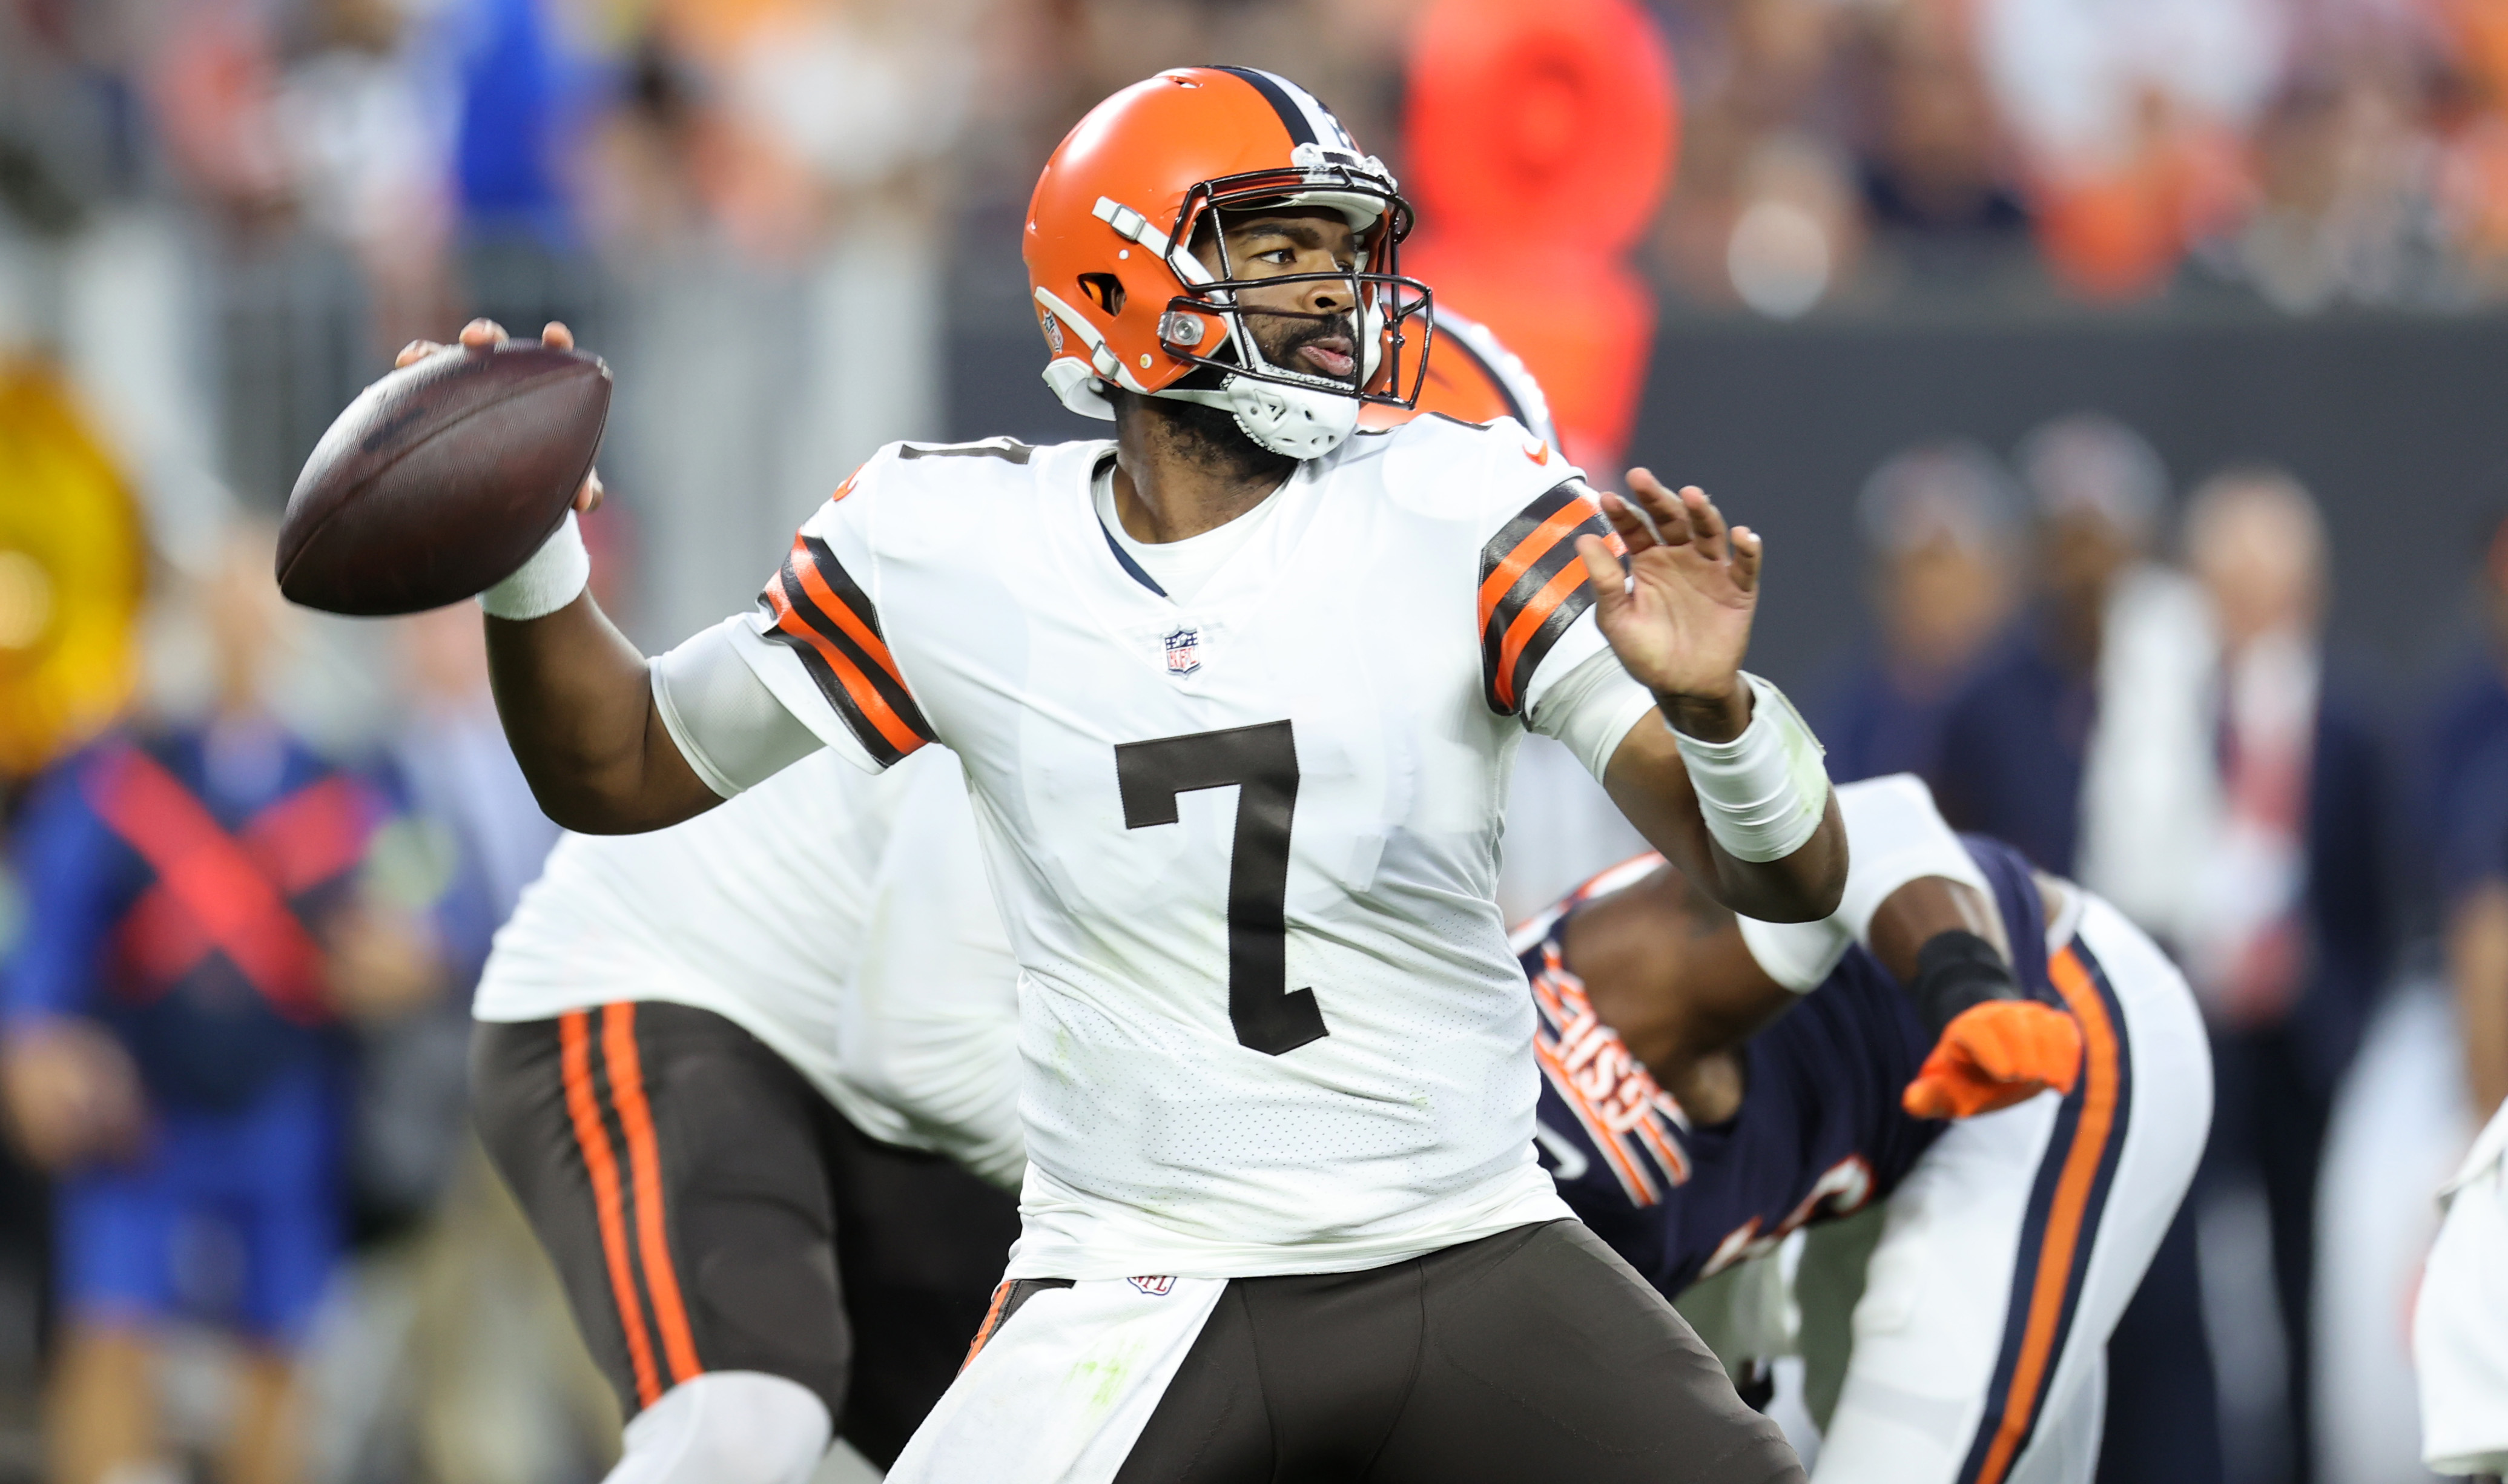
[962,1281,1015,1373]
[600,1003,706,1390]
[559,1009,664,1408]
[1958,940,2134,1484]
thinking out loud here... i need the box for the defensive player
[408,65,1846,1480]
[1524,776,2210,1482]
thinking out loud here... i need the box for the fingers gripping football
[397,321,604,515]
[1572,469,1762,712]
[1901,1000,2085,1121]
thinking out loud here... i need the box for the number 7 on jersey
[1115,721,1328,1056]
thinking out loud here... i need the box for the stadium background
[2,0,2503,1480]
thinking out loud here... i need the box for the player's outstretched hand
[1902,1000,2085,1120]
[396,320,605,514]
[1575,470,1760,739]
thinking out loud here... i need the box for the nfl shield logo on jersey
[1163,626,1201,678]
[1129,1275,1176,1296]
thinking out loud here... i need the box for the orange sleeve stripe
[788,541,907,685]
[1477,498,1599,632]
[601,1004,705,1389]
[560,1011,662,1409]
[767,592,927,756]
[1972,948,2121,1484]
[1492,560,1595,711]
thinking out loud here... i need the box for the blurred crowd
[1799,413,2506,1483]
[8,0,2508,369]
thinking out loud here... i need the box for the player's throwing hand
[397,319,605,514]
[1575,470,1761,740]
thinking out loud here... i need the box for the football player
[458,299,1549,1484]
[469,747,1019,1479]
[1522,774,2209,1482]
[406,65,1846,1480]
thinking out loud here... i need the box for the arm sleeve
[1826,773,1993,942]
[2,760,121,1025]
[652,620,828,794]
[1734,772,1990,992]
[711,447,939,775]
[1523,642,1658,783]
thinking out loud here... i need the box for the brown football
[276,340,611,616]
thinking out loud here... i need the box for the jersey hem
[1001,1166,1574,1281]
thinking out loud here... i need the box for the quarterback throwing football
[414,67,1845,1481]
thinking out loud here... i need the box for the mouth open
[1296,337,1356,381]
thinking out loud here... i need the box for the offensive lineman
[409,67,1843,1479]
[468,748,1018,1477]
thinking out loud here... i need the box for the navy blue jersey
[1524,837,2056,1296]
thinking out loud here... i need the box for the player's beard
[1124,305,1361,477]
[1134,391,1300,485]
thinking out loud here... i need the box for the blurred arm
[1,759,145,1166]
[2447,880,2508,1117]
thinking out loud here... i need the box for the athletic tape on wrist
[478,512,590,621]
[1910,929,2021,1038]
[1670,673,1829,863]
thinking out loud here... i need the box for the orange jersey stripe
[788,541,907,686]
[766,591,926,757]
[1973,948,2122,1484]
[1492,559,1595,711]
[560,1011,662,1408]
[1477,498,1597,633]
[601,1004,705,1388]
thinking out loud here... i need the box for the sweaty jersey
[1522,835,2058,1295]
[716,417,1656,1279]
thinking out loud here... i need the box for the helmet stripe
[1213,66,1318,147]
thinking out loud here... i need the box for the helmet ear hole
[1077,273,1126,316]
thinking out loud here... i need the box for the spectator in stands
[0,528,443,1484]
[1930,410,2224,1484]
[2181,467,2388,1484]
[1931,412,2184,870]
[1818,438,2021,782]
[1852,0,2030,252]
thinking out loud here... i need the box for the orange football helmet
[1025,67,1433,458]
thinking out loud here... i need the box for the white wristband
[478,512,590,620]
[1672,672,1830,863]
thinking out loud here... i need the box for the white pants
[1815,893,2213,1484]
[885,1275,1227,1484]
[2416,1096,2508,1476]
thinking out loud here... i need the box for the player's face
[1197,206,1364,387]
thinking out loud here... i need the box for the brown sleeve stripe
[1478,481,1615,713]
[756,533,934,765]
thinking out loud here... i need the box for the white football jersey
[722,416,1654,1279]
[474,746,1024,1185]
